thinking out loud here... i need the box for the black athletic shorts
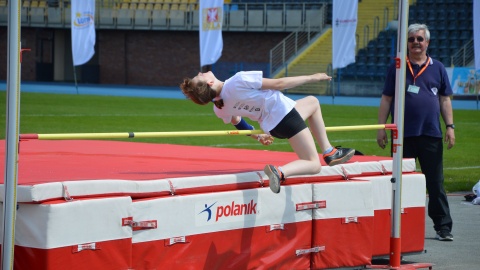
[269,108,307,139]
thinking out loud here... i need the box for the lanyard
[406,57,430,85]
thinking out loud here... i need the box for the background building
[0,0,475,96]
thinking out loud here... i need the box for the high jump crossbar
[19,124,397,140]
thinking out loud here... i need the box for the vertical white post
[389,0,408,267]
[2,0,22,269]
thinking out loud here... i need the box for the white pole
[389,0,408,267]
[2,0,22,269]
[73,66,80,95]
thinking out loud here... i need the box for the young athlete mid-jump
[180,70,355,193]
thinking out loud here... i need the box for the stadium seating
[340,0,473,81]
[1,0,473,85]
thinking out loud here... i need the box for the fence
[269,3,326,77]
[0,1,329,32]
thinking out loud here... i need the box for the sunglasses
[408,36,425,42]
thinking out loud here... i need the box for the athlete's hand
[256,134,274,146]
[311,73,332,81]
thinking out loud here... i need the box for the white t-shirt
[213,71,296,133]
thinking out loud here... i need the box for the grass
[1,91,479,192]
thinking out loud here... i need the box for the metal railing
[0,1,329,32]
[269,3,326,77]
[451,39,474,67]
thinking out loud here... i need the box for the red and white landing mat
[0,140,423,269]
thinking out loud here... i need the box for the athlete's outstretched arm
[261,73,331,90]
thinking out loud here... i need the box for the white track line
[445,166,480,170]
[210,139,374,147]
[18,113,213,117]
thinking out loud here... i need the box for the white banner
[199,0,223,67]
[71,0,96,66]
[332,0,358,69]
[474,0,480,70]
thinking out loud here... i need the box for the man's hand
[377,129,388,149]
[444,129,455,149]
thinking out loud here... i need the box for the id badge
[407,85,420,94]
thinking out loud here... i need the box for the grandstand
[271,0,474,95]
[343,0,474,78]
[0,0,475,96]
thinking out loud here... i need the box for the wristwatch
[446,124,455,129]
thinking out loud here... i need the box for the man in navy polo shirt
[376,23,455,241]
